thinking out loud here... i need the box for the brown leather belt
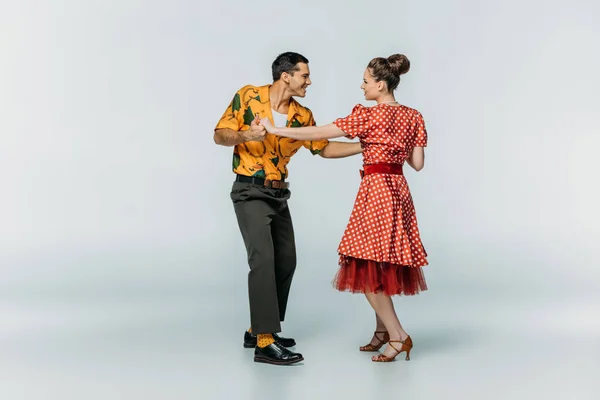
[360,163,403,179]
[235,174,289,189]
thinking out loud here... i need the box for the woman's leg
[361,312,388,348]
[375,313,386,332]
[365,292,409,358]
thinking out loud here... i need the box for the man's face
[285,62,311,97]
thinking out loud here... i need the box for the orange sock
[248,327,252,334]
[257,333,275,348]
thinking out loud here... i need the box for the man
[214,52,361,365]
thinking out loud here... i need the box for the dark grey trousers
[230,181,297,334]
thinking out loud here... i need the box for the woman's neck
[376,96,398,104]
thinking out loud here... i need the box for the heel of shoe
[403,336,413,361]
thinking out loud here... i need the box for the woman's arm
[320,141,362,158]
[260,118,346,140]
[406,146,425,171]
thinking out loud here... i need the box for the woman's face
[360,68,382,100]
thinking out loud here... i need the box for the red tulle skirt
[333,255,427,296]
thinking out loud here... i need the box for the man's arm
[214,115,266,147]
[319,141,362,159]
[213,129,248,147]
[213,128,246,146]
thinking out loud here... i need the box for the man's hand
[242,114,267,141]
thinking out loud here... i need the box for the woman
[260,54,428,362]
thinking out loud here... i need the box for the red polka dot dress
[332,104,429,296]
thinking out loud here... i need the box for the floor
[1,243,598,400]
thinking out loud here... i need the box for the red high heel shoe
[359,331,389,352]
[372,336,413,362]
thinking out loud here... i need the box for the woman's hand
[260,118,277,134]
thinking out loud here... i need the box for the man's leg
[232,188,281,334]
[231,183,304,364]
[271,198,297,323]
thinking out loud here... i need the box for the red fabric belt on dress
[360,163,403,179]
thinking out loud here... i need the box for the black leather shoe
[243,331,296,348]
[254,342,303,365]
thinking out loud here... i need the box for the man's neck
[269,81,293,114]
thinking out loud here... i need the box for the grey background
[1,0,599,399]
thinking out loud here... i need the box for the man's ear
[281,71,291,84]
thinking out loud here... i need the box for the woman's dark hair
[272,52,309,82]
[367,54,410,91]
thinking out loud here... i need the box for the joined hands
[259,117,278,134]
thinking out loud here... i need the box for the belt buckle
[265,179,285,189]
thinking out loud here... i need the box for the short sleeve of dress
[333,104,371,138]
[413,111,428,147]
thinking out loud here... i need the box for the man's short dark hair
[272,52,309,82]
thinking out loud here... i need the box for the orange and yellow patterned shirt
[215,84,329,180]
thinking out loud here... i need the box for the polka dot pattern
[334,104,428,268]
[334,104,427,165]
